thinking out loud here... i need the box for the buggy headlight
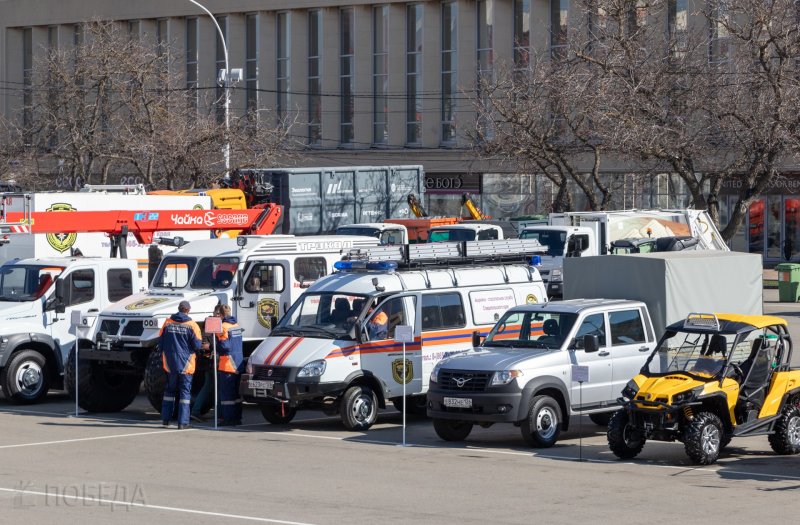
[672,386,703,405]
[491,370,523,386]
[297,359,326,378]
[621,380,639,401]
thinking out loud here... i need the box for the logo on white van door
[392,358,413,385]
[45,203,78,253]
[526,294,538,304]
[257,298,279,328]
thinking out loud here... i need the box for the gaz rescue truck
[519,209,728,298]
[68,235,380,413]
[240,239,549,431]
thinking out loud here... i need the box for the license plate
[443,397,472,408]
[248,380,274,390]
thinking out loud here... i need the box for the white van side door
[359,293,422,399]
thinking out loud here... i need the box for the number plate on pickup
[248,380,274,390]
[443,397,472,409]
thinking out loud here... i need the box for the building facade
[1,0,798,262]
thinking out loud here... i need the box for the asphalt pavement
[0,288,798,524]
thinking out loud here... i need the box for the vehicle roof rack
[342,238,547,270]
[683,313,720,331]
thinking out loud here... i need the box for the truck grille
[438,370,492,392]
[122,321,144,337]
[99,320,120,335]
[252,365,290,382]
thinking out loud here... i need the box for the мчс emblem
[45,203,78,253]
[124,297,169,311]
[392,358,413,385]
[257,298,279,329]
[526,294,538,304]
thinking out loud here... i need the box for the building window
[709,1,730,65]
[22,28,33,131]
[308,9,322,145]
[215,16,228,124]
[668,0,688,58]
[550,0,568,59]
[514,0,530,71]
[406,4,423,145]
[477,1,494,137]
[373,5,389,145]
[156,19,168,57]
[245,14,258,118]
[441,1,457,144]
[186,17,199,110]
[340,8,355,145]
[73,23,84,48]
[277,12,290,124]
[128,20,140,40]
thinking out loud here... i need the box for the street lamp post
[188,0,230,180]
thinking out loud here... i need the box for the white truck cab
[68,235,379,413]
[428,223,504,242]
[241,239,548,431]
[0,256,143,403]
[335,223,408,245]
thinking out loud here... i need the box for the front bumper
[427,386,523,423]
[239,372,348,406]
[76,338,153,367]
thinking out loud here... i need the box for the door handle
[598,351,610,357]
[639,346,650,352]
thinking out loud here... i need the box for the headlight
[491,369,523,386]
[672,386,703,405]
[621,380,640,400]
[550,269,563,282]
[430,362,443,383]
[143,317,162,329]
[246,360,254,375]
[297,359,326,378]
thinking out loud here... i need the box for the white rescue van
[241,239,548,431]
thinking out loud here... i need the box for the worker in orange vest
[160,300,202,429]
[216,304,245,426]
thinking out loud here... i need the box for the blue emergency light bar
[334,260,398,272]
[530,255,542,266]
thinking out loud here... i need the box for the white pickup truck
[0,257,142,403]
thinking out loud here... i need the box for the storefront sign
[424,173,480,193]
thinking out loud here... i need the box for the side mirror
[54,278,66,314]
[472,330,483,348]
[583,334,600,353]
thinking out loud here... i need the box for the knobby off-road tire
[64,348,141,413]
[520,395,562,448]
[340,385,378,431]
[769,404,800,455]
[259,403,297,424]
[589,412,613,427]
[684,412,724,465]
[433,418,474,441]
[607,409,646,460]
[144,348,212,416]
[0,349,50,404]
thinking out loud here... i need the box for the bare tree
[1,20,294,191]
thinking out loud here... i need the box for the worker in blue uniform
[216,304,245,426]
[160,300,202,429]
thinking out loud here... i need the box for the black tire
[433,418,473,441]
[392,395,428,416]
[607,409,646,459]
[589,412,613,427]
[259,403,297,424]
[143,348,212,416]
[340,385,378,431]
[1,349,50,404]
[768,404,800,455]
[520,395,562,448]
[64,348,141,412]
[683,411,724,465]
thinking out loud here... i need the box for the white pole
[188,0,230,179]
[213,334,218,429]
[74,345,79,417]
[402,341,406,447]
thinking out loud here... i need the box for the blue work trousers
[162,371,193,426]
[219,372,242,424]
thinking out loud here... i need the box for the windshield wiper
[270,327,305,337]
[486,340,518,348]
[298,325,343,338]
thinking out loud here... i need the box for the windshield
[0,264,64,302]
[429,229,475,242]
[484,310,578,350]
[152,256,239,289]
[645,331,742,379]
[337,227,380,238]
[519,230,566,257]
[272,292,370,340]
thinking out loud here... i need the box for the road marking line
[0,429,190,449]
[0,486,315,524]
